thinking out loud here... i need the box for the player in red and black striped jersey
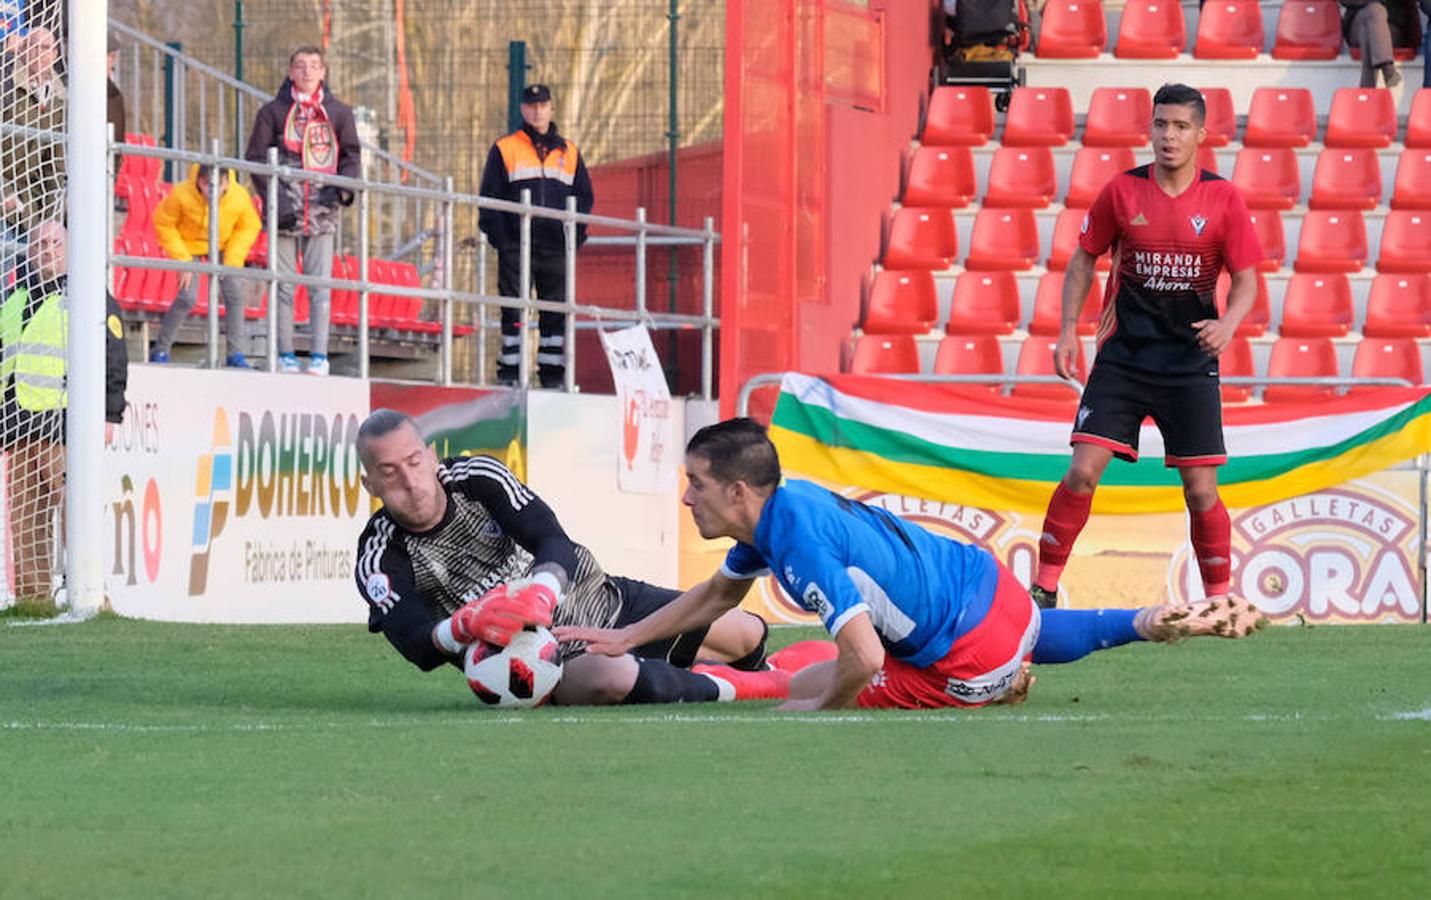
[1031,84,1263,610]
[354,408,789,704]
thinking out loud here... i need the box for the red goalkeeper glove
[439,576,560,650]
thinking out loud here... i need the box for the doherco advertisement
[105,367,370,622]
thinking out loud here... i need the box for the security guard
[478,84,594,389]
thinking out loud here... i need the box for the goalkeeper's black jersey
[354,456,620,670]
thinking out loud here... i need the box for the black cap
[522,84,552,104]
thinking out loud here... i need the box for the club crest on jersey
[1190,214,1208,236]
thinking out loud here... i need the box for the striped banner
[769,373,1431,515]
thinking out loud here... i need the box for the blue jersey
[722,480,999,668]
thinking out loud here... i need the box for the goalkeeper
[354,408,789,705]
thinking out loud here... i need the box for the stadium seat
[923,86,995,147]
[1012,336,1085,400]
[933,333,1005,389]
[1036,0,1107,58]
[1082,88,1152,147]
[1215,268,1271,337]
[983,146,1058,208]
[1406,90,1431,148]
[1114,0,1187,58]
[1363,274,1431,337]
[1193,1,1265,59]
[1392,151,1431,211]
[1307,148,1382,211]
[1220,336,1255,403]
[1264,336,1340,403]
[1199,87,1237,148]
[1029,270,1103,335]
[965,208,1041,271]
[1279,273,1354,337]
[1377,211,1431,275]
[850,334,921,374]
[863,270,938,334]
[1352,337,1424,388]
[1249,210,1286,271]
[1048,206,1112,271]
[1293,210,1367,273]
[1243,88,1317,148]
[946,270,1022,335]
[903,146,977,208]
[1271,0,1343,60]
[883,208,957,270]
[1002,87,1075,147]
[1195,145,1220,175]
[1065,147,1136,207]
[1231,147,1301,211]
[1323,88,1397,149]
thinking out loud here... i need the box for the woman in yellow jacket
[149,164,262,367]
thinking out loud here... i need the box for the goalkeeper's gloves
[433,572,561,653]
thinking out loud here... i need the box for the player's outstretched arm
[778,612,884,712]
[554,572,753,656]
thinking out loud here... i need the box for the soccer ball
[463,626,564,709]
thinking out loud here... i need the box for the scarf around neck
[282,86,338,173]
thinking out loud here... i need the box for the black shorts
[1070,363,1226,467]
[610,576,712,667]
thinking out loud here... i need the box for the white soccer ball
[463,626,564,709]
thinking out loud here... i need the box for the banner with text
[599,325,677,493]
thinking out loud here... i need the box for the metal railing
[110,139,720,397]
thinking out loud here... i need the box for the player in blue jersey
[558,418,1264,711]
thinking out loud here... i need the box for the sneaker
[1383,65,1403,89]
[767,640,839,673]
[148,349,170,364]
[494,369,519,388]
[1133,595,1268,643]
[306,354,330,377]
[1029,584,1058,609]
[278,353,302,374]
[225,351,251,369]
[692,663,792,701]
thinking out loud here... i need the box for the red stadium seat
[1231,147,1300,211]
[1323,88,1397,149]
[983,146,1058,208]
[1048,206,1113,271]
[923,87,995,147]
[1279,273,1354,337]
[1352,337,1424,388]
[1215,268,1271,337]
[883,208,957,270]
[1307,148,1382,211]
[1271,0,1343,60]
[1082,88,1152,147]
[965,208,1041,271]
[1249,210,1286,271]
[850,334,921,374]
[1406,90,1431,148]
[1066,147,1136,207]
[1002,87,1075,147]
[1264,336,1340,403]
[1037,0,1108,58]
[1196,145,1221,174]
[1194,1,1265,59]
[1293,210,1367,273]
[863,270,938,334]
[1363,274,1431,337]
[933,333,1005,388]
[1114,0,1187,58]
[1199,87,1237,148]
[330,255,358,327]
[1030,270,1103,335]
[946,270,1022,335]
[1392,150,1431,211]
[1243,88,1317,148]
[1220,336,1256,403]
[1377,211,1431,275]
[1012,336,1085,400]
[903,146,977,208]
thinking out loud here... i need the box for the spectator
[0,27,65,280]
[107,31,124,172]
[149,164,262,368]
[1,221,128,616]
[478,83,594,389]
[1341,0,1402,87]
[1422,0,1431,88]
[244,45,360,377]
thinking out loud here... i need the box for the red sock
[1189,498,1232,597]
[1036,482,1094,591]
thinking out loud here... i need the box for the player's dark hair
[1152,83,1205,125]
[357,408,420,463]
[686,418,782,490]
[289,45,326,66]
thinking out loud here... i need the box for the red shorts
[856,565,1040,710]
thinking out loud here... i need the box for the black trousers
[497,250,567,387]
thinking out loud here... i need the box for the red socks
[1189,499,1232,597]
[1035,482,1094,591]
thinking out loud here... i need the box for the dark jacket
[104,291,128,424]
[244,79,361,236]
[478,123,594,255]
[107,77,126,177]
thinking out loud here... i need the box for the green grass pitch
[2,615,1428,899]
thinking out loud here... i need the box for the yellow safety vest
[0,287,67,411]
